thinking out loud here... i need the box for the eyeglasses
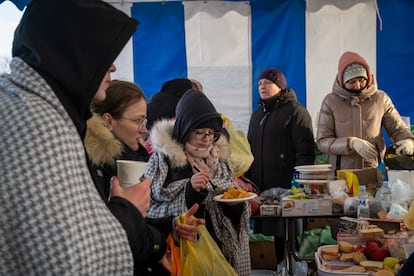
[192,129,221,141]
[121,117,147,129]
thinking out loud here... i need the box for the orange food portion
[221,187,249,199]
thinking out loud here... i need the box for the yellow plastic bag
[180,224,237,276]
[336,170,360,196]
[221,114,254,178]
[404,199,414,231]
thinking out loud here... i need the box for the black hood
[12,0,138,138]
[173,90,222,145]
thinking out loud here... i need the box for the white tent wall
[109,2,135,82]
[183,1,252,132]
[110,0,413,139]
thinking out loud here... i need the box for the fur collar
[84,114,122,166]
[150,119,231,168]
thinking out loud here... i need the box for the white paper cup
[116,160,147,188]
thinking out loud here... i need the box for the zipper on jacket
[260,112,270,126]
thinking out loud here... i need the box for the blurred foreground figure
[0,0,143,274]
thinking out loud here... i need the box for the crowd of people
[1,0,414,275]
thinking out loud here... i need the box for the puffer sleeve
[316,95,352,155]
[381,91,414,142]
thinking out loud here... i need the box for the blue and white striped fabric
[0,0,29,10]
[130,0,414,135]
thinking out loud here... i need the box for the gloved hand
[349,137,377,159]
[396,138,414,155]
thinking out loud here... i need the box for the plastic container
[357,185,370,218]
[378,181,392,212]
[315,245,369,276]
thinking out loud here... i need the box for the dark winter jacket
[85,115,170,275]
[246,88,315,191]
[146,90,252,275]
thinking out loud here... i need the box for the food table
[251,213,347,275]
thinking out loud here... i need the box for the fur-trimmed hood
[150,119,231,168]
[84,114,122,166]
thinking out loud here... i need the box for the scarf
[185,143,219,178]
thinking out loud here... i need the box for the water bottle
[380,181,392,212]
[357,185,370,218]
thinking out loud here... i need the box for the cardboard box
[249,241,277,270]
[281,195,332,216]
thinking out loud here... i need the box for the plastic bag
[166,234,181,276]
[297,226,336,257]
[384,144,414,170]
[404,200,414,231]
[180,224,237,276]
[221,114,254,178]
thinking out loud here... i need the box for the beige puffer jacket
[316,52,414,171]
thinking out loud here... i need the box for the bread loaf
[353,251,367,264]
[321,245,339,256]
[359,228,384,238]
[339,252,354,262]
[360,260,383,270]
[322,253,340,261]
[339,241,354,253]
[340,265,366,273]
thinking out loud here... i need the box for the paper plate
[295,179,329,184]
[294,164,331,171]
[213,192,257,203]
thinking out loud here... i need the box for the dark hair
[91,80,145,118]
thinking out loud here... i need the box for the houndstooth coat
[0,59,134,275]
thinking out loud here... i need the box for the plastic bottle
[357,185,370,218]
[380,181,392,212]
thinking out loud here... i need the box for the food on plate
[353,251,367,264]
[221,186,249,199]
[339,252,354,262]
[360,260,384,270]
[322,253,340,261]
[340,265,366,272]
[321,245,339,256]
[322,260,354,270]
[339,240,354,253]
[321,245,340,261]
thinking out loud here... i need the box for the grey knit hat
[343,63,368,83]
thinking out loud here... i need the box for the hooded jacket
[146,91,252,275]
[146,78,193,129]
[85,115,171,275]
[246,88,315,191]
[0,0,143,275]
[316,51,414,170]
